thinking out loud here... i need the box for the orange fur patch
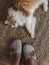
[12,0,39,16]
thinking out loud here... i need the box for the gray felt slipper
[23,44,36,62]
[10,39,22,55]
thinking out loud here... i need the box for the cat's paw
[44,6,48,12]
[43,0,48,12]
[31,32,35,38]
[5,20,9,24]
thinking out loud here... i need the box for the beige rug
[0,0,49,65]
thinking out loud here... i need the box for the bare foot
[10,39,22,65]
[23,44,36,65]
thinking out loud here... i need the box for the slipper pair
[10,39,36,65]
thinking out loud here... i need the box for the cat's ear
[5,20,9,24]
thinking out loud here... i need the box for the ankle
[26,57,34,65]
[11,53,20,65]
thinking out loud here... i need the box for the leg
[43,0,48,12]
[23,44,36,65]
[11,53,20,65]
[10,39,22,65]
[25,15,32,34]
[31,17,36,38]
[25,16,36,38]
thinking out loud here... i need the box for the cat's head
[5,16,18,27]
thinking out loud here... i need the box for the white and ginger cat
[5,0,48,38]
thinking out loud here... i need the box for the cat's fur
[5,0,48,38]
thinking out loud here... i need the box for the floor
[0,0,49,65]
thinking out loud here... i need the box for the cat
[5,0,48,38]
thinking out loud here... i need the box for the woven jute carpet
[0,0,49,65]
